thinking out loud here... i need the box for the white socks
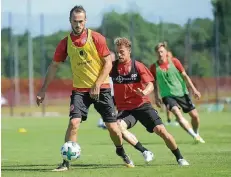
[188,128,198,138]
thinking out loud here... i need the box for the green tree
[1,8,221,79]
[212,0,231,75]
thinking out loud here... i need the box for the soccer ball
[61,141,81,161]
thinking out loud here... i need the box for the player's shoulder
[58,35,69,45]
[134,60,149,70]
[149,63,156,69]
[172,57,180,62]
[63,32,73,40]
[90,29,106,40]
[135,60,145,67]
[55,35,69,50]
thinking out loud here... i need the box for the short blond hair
[155,41,168,52]
[114,37,131,49]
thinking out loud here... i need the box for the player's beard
[72,26,84,35]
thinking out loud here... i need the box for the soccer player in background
[36,5,134,171]
[150,42,205,143]
[161,52,179,127]
[110,37,189,166]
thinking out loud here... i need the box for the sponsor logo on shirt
[77,59,92,66]
[115,74,138,83]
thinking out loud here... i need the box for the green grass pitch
[1,110,231,177]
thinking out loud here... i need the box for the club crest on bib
[79,50,87,58]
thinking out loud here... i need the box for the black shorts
[112,96,116,105]
[117,103,163,133]
[162,94,195,113]
[69,89,116,123]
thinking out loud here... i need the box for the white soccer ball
[61,141,81,161]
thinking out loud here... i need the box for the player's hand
[193,89,201,100]
[90,83,101,101]
[155,96,162,108]
[134,88,146,96]
[36,90,46,106]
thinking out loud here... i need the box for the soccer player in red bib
[110,37,189,166]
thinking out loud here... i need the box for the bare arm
[36,61,61,106]
[134,82,154,96]
[181,71,196,92]
[41,61,61,92]
[153,81,162,107]
[142,82,154,95]
[154,81,159,99]
[181,71,201,99]
[95,55,112,86]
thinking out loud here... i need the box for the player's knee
[69,118,81,130]
[172,107,184,120]
[154,125,169,138]
[106,122,118,131]
[190,109,199,119]
[117,120,127,132]
[177,116,189,125]
[106,122,122,137]
[171,106,180,115]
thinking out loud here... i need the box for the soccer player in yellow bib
[36,5,134,171]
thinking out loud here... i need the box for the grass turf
[1,110,231,177]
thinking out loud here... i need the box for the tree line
[1,0,230,79]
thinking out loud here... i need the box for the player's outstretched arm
[143,82,154,95]
[181,71,201,99]
[36,61,61,106]
[134,82,154,96]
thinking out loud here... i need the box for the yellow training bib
[67,29,109,88]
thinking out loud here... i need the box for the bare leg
[105,121,135,167]
[166,109,172,123]
[171,106,197,138]
[153,125,189,165]
[65,118,81,142]
[188,109,200,134]
[117,120,138,146]
[105,122,123,146]
[154,125,177,150]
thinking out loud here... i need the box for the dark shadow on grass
[72,163,124,169]
[135,163,177,167]
[92,141,194,146]
[1,163,178,172]
[140,141,194,145]
[1,168,49,172]
[71,163,177,169]
[1,164,55,172]
[2,164,50,167]
[1,163,124,171]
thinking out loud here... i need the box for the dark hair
[69,6,86,21]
